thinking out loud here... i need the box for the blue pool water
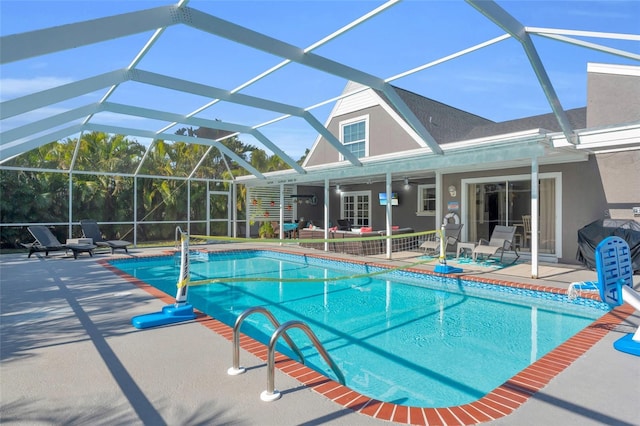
[111,250,609,407]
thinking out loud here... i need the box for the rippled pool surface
[110,250,609,407]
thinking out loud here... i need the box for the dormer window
[340,115,369,159]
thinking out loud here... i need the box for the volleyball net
[190,229,439,258]
[183,229,446,288]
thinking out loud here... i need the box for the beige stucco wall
[305,105,422,167]
[595,151,640,220]
[587,70,640,127]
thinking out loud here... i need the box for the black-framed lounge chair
[472,225,519,263]
[22,226,96,259]
[80,219,131,254]
[420,223,463,255]
[336,219,352,231]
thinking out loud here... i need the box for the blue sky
[1,0,639,160]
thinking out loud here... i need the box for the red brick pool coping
[99,250,636,426]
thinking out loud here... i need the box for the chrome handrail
[227,307,305,376]
[261,320,345,402]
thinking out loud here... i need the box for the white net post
[175,229,190,307]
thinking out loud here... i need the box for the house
[242,63,640,267]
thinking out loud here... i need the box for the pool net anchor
[433,224,462,274]
[131,227,196,329]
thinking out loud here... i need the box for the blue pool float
[595,236,640,357]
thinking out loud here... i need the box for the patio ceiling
[1,0,638,181]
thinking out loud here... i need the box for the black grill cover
[576,219,640,274]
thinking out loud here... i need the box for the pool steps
[262,319,346,401]
[229,306,345,402]
[228,306,305,375]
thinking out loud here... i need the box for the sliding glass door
[466,175,557,254]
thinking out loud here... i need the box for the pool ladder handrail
[261,320,346,402]
[227,307,305,376]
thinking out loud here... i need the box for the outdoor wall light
[404,177,410,189]
[335,184,341,193]
[448,185,457,197]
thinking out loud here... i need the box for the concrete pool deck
[1,244,639,425]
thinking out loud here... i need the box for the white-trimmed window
[341,191,371,227]
[417,184,436,216]
[340,115,368,159]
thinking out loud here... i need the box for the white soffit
[587,62,640,77]
[552,124,640,152]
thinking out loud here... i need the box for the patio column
[279,183,284,240]
[531,157,539,278]
[134,176,138,246]
[435,171,442,228]
[68,171,73,239]
[232,181,237,237]
[324,179,330,252]
[385,171,393,258]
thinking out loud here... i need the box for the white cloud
[0,76,75,99]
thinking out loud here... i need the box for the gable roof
[460,107,587,141]
[384,86,496,144]
[372,84,587,145]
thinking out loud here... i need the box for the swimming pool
[110,250,609,407]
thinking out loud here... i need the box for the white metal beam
[0,69,129,120]
[132,69,363,165]
[300,112,363,165]
[83,123,265,179]
[0,6,182,64]
[100,102,306,174]
[83,1,191,127]
[525,27,640,42]
[380,86,443,154]
[184,7,442,154]
[171,0,400,131]
[0,125,83,161]
[466,0,577,144]
[1,103,101,144]
[528,31,640,61]
[1,3,440,160]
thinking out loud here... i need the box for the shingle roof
[384,85,587,144]
[460,107,587,141]
[382,86,495,144]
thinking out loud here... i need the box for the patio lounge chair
[80,219,131,254]
[22,226,96,259]
[420,223,463,255]
[472,225,519,263]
